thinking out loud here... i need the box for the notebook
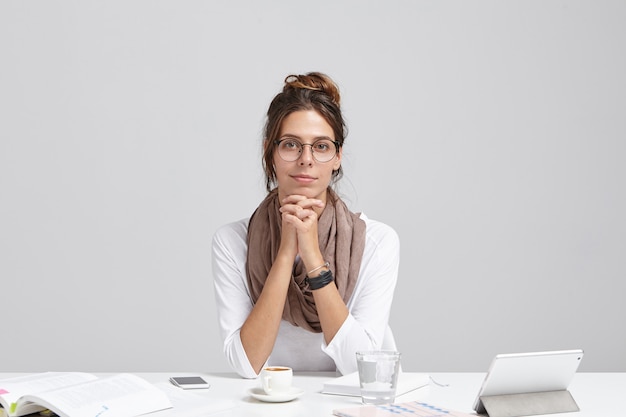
[334,401,477,417]
[322,371,430,397]
[473,349,584,414]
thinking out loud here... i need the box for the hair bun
[284,72,341,106]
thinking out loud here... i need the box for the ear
[333,147,342,171]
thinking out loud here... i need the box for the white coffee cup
[260,366,293,395]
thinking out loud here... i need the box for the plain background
[1,1,624,373]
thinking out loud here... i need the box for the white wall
[1,1,624,373]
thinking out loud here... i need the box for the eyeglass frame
[273,138,341,163]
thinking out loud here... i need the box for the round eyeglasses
[274,138,339,163]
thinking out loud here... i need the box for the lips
[291,174,316,183]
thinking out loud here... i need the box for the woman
[212,72,399,378]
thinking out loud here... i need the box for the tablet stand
[480,390,579,417]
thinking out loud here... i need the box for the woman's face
[273,110,342,203]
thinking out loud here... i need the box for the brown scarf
[246,188,366,332]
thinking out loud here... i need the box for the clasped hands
[278,194,325,263]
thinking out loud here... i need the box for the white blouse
[211,213,399,379]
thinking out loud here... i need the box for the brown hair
[262,72,347,192]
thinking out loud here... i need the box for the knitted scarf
[246,188,366,332]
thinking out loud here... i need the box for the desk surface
[1,372,623,417]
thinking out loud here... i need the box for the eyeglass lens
[276,139,336,162]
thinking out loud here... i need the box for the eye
[313,140,332,152]
[280,139,301,150]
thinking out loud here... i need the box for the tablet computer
[473,349,584,415]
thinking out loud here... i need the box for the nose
[298,144,314,165]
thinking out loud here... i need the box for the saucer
[248,386,304,402]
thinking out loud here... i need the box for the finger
[279,203,302,216]
[296,208,317,220]
[281,194,306,204]
[282,209,316,223]
[280,202,320,218]
[282,195,324,210]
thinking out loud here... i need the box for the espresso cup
[260,366,293,395]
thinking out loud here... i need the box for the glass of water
[356,350,401,405]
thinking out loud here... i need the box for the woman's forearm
[240,253,293,373]
[312,282,349,345]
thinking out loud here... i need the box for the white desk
[147,372,623,417]
[1,372,623,416]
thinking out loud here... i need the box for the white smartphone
[169,376,211,389]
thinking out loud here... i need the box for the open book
[0,372,172,417]
[322,371,430,397]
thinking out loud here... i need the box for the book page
[0,372,98,417]
[19,374,172,417]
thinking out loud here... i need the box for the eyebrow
[278,135,334,142]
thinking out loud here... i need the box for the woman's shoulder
[213,218,250,246]
[360,213,399,246]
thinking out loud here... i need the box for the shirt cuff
[232,330,262,379]
[321,314,360,375]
